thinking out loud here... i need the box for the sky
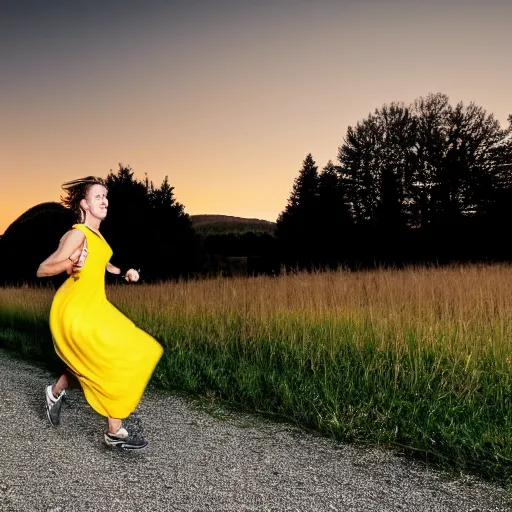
[1,0,511,234]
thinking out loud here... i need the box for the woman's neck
[84,218,101,231]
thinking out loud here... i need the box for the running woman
[37,176,163,449]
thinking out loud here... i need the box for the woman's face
[81,184,108,221]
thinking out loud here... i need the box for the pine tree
[317,161,353,266]
[276,154,320,267]
[147,176,199,279]
[102,165,199,279]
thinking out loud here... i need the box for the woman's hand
[68,246,82,263]
[125,269,140,282]
[65,258,75,275]
[66,243,86,275]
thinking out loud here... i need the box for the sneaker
[104,426,148,450]
[45,384,66,426]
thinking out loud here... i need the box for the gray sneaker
[45,384,66,426]
[104,426,148,450]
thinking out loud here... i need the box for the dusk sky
[1,0,510,234]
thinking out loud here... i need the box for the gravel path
[0,349,510,512]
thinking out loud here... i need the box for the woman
[37,176,163,450]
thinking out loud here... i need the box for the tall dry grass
[114,264,512,362]
[1,264,512,484]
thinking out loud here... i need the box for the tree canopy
[277,93,512,268]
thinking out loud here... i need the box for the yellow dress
[49,224,163,419]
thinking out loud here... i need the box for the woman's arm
[36,229,86,277]
[106,262,122,275]
[106,262,140,282]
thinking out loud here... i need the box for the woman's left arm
[106,262,139,282]
[106,262,122,275]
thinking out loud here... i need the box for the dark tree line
[2,92,511,284]
[0,165,280,284]
[276,93,512,268]
[0,166,201,284]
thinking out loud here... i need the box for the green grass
[146,314,512,483]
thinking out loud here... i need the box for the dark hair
[61,176,106,222]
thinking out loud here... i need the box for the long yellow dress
[49,224,163,419]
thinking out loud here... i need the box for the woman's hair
[61,176,106,222]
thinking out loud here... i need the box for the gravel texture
[0,349,510,512]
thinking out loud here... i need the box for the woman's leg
[107,417,123,434]
[52,372,70,396]
[45,371,70,426]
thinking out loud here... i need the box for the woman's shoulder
[58,225,86,245]
[65,224,86,237]
[72,223,86,233]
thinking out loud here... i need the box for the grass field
[1,265,511,485]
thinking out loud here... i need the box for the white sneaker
[45,384,66,426]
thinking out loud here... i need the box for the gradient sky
[1,0,511,234]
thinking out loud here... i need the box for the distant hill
[190,215,276,235]
[3,202,70,232]
[0,202,75,284]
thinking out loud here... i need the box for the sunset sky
[1,0,510,234]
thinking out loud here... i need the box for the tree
[338,114,382,224]
[338,102,418,230]
[102,165,152,273]
[478,114,512,259]
[101,164,200,280]
[316,160,353,265]
[276,154,320,267]
[145,176,200,279]
[409,93,451,228]
[337,93,512,264]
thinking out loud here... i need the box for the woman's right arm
[36,229,86,277]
